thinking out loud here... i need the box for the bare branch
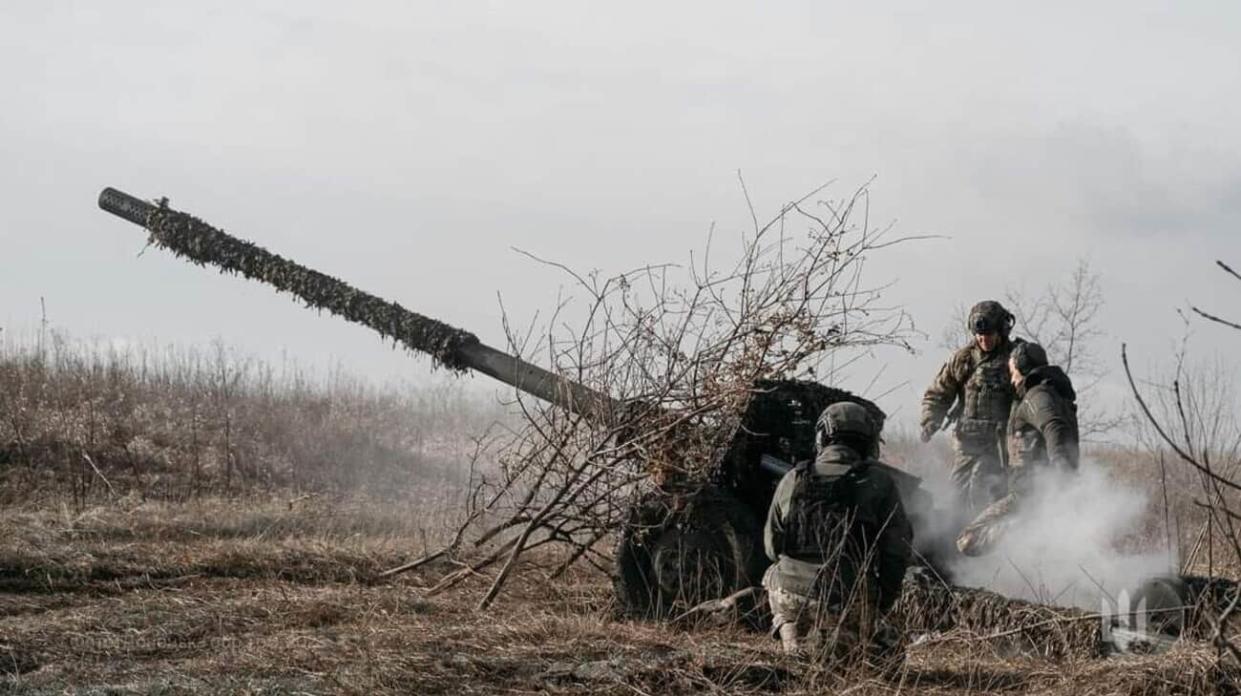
[416,180,917,608]
[1122,343,1241,492]
[1217,260,1241,283]
[1190,306,1241,332]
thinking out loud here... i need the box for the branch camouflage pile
[892,570,1103,659]
[139,198,479,372]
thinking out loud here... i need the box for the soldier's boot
[778,622,804,655]
[866,621,906,676]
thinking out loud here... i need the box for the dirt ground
[0,498,1234,695]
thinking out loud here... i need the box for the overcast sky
[3,2,1240,429]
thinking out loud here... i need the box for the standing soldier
[956,342,1080,556]
[920,300,1022,515]
[762,402,912,661]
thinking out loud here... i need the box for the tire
[613,486,765,619]
[1131,575,1190,638]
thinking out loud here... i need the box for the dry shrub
[1120,259,1241,680]
[414,181,921,607]
[0,331,505,503]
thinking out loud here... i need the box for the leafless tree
[1006,258,1121,438]
[393,180,922,608]
[1006,258,1104,376]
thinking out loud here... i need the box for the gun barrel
[97,187,617,418]
[99,187,156,226]
[759,454,794,478]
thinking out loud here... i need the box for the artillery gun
[97,188,1229,651]
[96,187,947,617]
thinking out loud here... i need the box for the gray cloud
[3,2,1241,429]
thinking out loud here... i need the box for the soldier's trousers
[767,587,871,660]
[950,434,1006,517]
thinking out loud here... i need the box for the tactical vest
[958,344,1017,437]
[783,462,873,562]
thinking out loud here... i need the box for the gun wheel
[613,486,763,619]
[1131,576,1190,638]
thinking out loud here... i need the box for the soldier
[920,300,1023,515]
[956,342,1079,556]
[762,402,912,660]
[1005,341,1079,492]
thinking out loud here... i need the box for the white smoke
[947,461,1175,610]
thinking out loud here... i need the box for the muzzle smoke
[947,462,1174,609]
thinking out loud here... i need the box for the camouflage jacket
[763,445,912,612]
[1007,365,1079,493]
[920,338,1022,439]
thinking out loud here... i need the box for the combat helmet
[815,401,878,457]
[967,300,1015,337]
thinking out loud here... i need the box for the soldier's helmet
[1010,341,1049,375]
[967,300,1015,336]
[815,401,878,455]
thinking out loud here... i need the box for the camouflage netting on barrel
[892,570,1104,659]
[142,200,479,371]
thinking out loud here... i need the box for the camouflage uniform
[957,343,1079,557]
[765,586,867,661]
[762,403,912,659]
[955,491,1018,557]
[921,301,1022,514]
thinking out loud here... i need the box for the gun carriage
[98,188,1225,646]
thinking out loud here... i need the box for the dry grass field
[1,337,1239,694]
[2,497,1234,695]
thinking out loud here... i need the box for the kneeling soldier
[762,402,912,660]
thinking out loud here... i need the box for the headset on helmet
[967,300,1015,336]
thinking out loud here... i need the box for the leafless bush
[0,330,505,504]
[1124,259,1241,665]
[414,181,921,608]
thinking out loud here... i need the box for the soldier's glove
[919,423,936,443]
